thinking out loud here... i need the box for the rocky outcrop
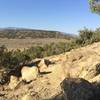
[1,42,100,100]
[61,78,100,100]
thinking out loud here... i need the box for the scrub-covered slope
[1,42,100,100]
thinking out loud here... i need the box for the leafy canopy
[88,0,100,14]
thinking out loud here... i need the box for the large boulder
[21,66,38,82]
[61,78,100,100]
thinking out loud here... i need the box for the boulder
[21,66,38,82]
[38,59,54,72]
[9,75,19,89]
[38,59,48,72]
[61,78,100,100]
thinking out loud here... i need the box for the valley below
[0,38,67,50]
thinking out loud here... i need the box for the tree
[88,0,100,14]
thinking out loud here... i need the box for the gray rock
[61,78,100,100]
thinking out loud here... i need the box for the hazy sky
[0,0,99,34]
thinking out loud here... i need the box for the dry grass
[0,38,67,50]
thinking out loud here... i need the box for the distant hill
[0,28,74,39]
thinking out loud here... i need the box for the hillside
[0,28,74,39]
[1,42,100,100]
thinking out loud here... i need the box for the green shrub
[79,28,94,44]
[0,47,31,69]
